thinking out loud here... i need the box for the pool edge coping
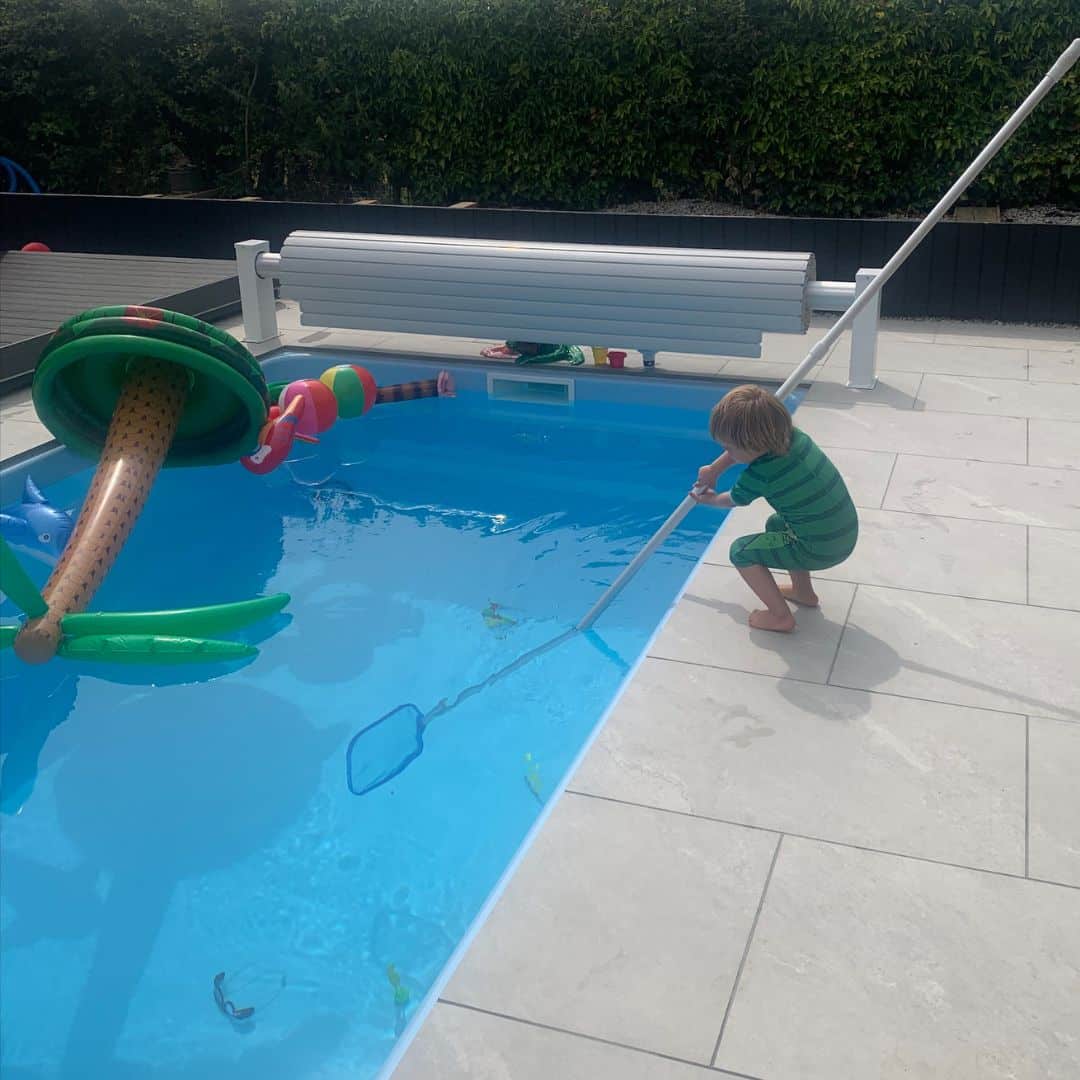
[374,489,757,1079]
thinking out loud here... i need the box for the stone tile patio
[2,302,1077,1079]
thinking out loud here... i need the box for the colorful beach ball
[320,364,378,419]
[278,378,338,437]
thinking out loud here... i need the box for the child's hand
[697,463,720,490]
[690,486,734,509]
[697,450,733,491]
[690,486,721,506]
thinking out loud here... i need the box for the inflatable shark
[0,477,74,607]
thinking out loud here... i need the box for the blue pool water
[1,354,800,1079]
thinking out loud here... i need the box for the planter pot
[166,166,203,194]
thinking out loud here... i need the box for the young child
[691,385,858,633]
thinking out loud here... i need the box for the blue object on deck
[0,156,41,193]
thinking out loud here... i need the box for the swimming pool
[1,352,801,1079]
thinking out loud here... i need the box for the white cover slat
[280,265,806,302]
[299,298,805,335]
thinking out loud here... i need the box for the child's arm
[697,450,735,490]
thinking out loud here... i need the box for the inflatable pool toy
[319,364,378,417]
[377,371,456,403]
[0,476,74,567]
[241,396,313,475]
[278,378,338,437]
[251,366,456,476]
[5,306,289,665]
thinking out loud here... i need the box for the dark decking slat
[0,251,234,345]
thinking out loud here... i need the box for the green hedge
[1,0,1077,215]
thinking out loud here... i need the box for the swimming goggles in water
[213,971,255,1021]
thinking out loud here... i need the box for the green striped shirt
[730,429,858,554]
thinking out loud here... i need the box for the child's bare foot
[779,584,819,607]
[749,608,796,633]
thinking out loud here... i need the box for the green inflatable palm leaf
[0,536,47,618]
[58,634,257,664]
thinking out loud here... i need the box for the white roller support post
[235,239,279,343]
[577,36,1079,632]
[849,268,883,389]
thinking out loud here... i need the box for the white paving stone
[797,404,1027,463]
[649,563,855,683]
[707,508,1026,603]
[1027,419,1079,469]
[394,1004,718,1080]
[883,455,1080,529]
[0,417,51,460]
[1028,527,1080,611]
[1,387,36,419]
[1028,347,1080,384]
[573,660,1025,873]
[805,370,923,408]
[826,340,1029,378]
[830,585,1080,723]
[444,793,778,1064]
[916,374,1080,421]
[714,838,1080,1080]
[1028,717,1080,887]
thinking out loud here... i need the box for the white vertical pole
[848,267,882,389]
[235,239,279,343]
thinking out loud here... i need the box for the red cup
[608,350,626,369]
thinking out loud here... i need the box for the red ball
[21,242,51,253]
[278,378,338,436]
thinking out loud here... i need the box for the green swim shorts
[730,512,858,573]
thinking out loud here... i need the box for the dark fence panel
[3,194,1077,324]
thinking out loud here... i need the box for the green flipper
[0,624,18,650]
[0,537,48,618]
[57,634,258,664]
[61,593,290,638]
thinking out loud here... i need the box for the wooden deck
[0,251,235,345]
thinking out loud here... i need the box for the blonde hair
[709,385,793,456]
